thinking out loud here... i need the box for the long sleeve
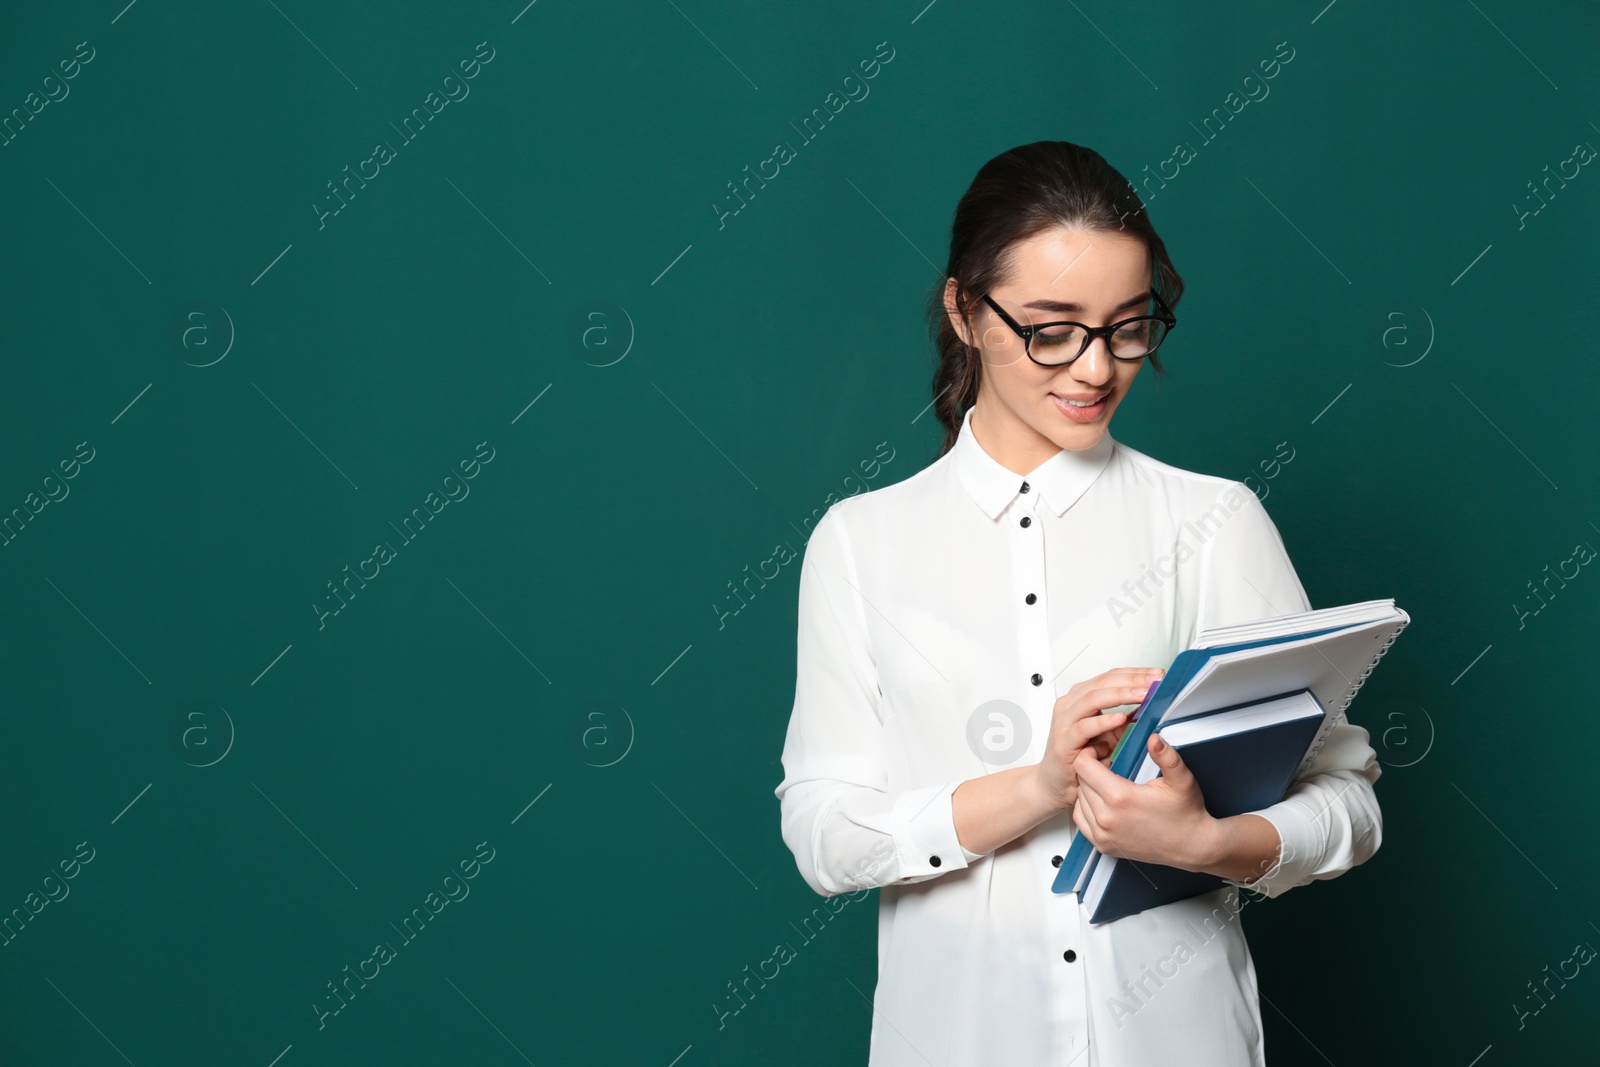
[775,505,982,898]
[1192,480,1384,900]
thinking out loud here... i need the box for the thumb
[1148,732,1192,782]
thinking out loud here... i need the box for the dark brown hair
[927,141,1185,457]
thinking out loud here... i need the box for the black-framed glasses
[979,290,1177,367]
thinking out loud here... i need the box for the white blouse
[776,405,1383,1066]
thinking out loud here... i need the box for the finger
[1063,668,1164,704]
[1072,709,1129,744]
[1071,796,1092,840]
[1089,682,1158,704]
[1071,799,1089,837]
[1081,798,1131,862]
[1094,719,1132,758]
[1073,748,1122,797]
[1148,733,1193,783]
[1109,666,1166,680]
[1057,686,1145,725]
[1073,781,1104,840]
[1075,667,1159,691]
[1084,684,1160,716]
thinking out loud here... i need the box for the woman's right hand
[1032,667,1165,811]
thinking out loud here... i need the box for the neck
[970,399,1066,476]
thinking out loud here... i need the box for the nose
[1066,335,1117,385]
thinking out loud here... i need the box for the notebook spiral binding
[1297,611,1410,774]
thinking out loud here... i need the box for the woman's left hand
[1070,732,1219,871]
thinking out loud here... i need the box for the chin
[1058,427,1111,451]
[1040,400,1119,448]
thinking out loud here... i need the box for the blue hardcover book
[1051,622,1352,897]
[1076,688,1325,924]
[1051,596,1412,907]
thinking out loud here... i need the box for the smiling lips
[1051,390,1110,422]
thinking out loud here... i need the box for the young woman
[775,141,1382,1066]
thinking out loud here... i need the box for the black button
[1020,480,1030,493]
[1025,593,1037,605]
[1051,855,1063,868]
[1019,516,1032,527]
[1063,949,1077,963]
[929,855,941,868]
[1031,673,1043,686]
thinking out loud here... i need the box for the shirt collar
[951,405,1115,520]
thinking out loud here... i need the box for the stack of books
[1051,598,1410,924]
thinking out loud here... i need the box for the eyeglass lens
[1029,317,1169,364]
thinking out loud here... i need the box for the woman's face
[947,225,1154,457]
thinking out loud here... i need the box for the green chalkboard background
[2,1,1597,1064]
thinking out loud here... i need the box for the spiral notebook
[1051,597,1410,909]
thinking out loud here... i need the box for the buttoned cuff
[890,781,976,883]
[1221,801,1318,899]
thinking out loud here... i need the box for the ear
[943,276,975,348]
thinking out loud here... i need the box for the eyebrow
[1022,290,1152,315]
